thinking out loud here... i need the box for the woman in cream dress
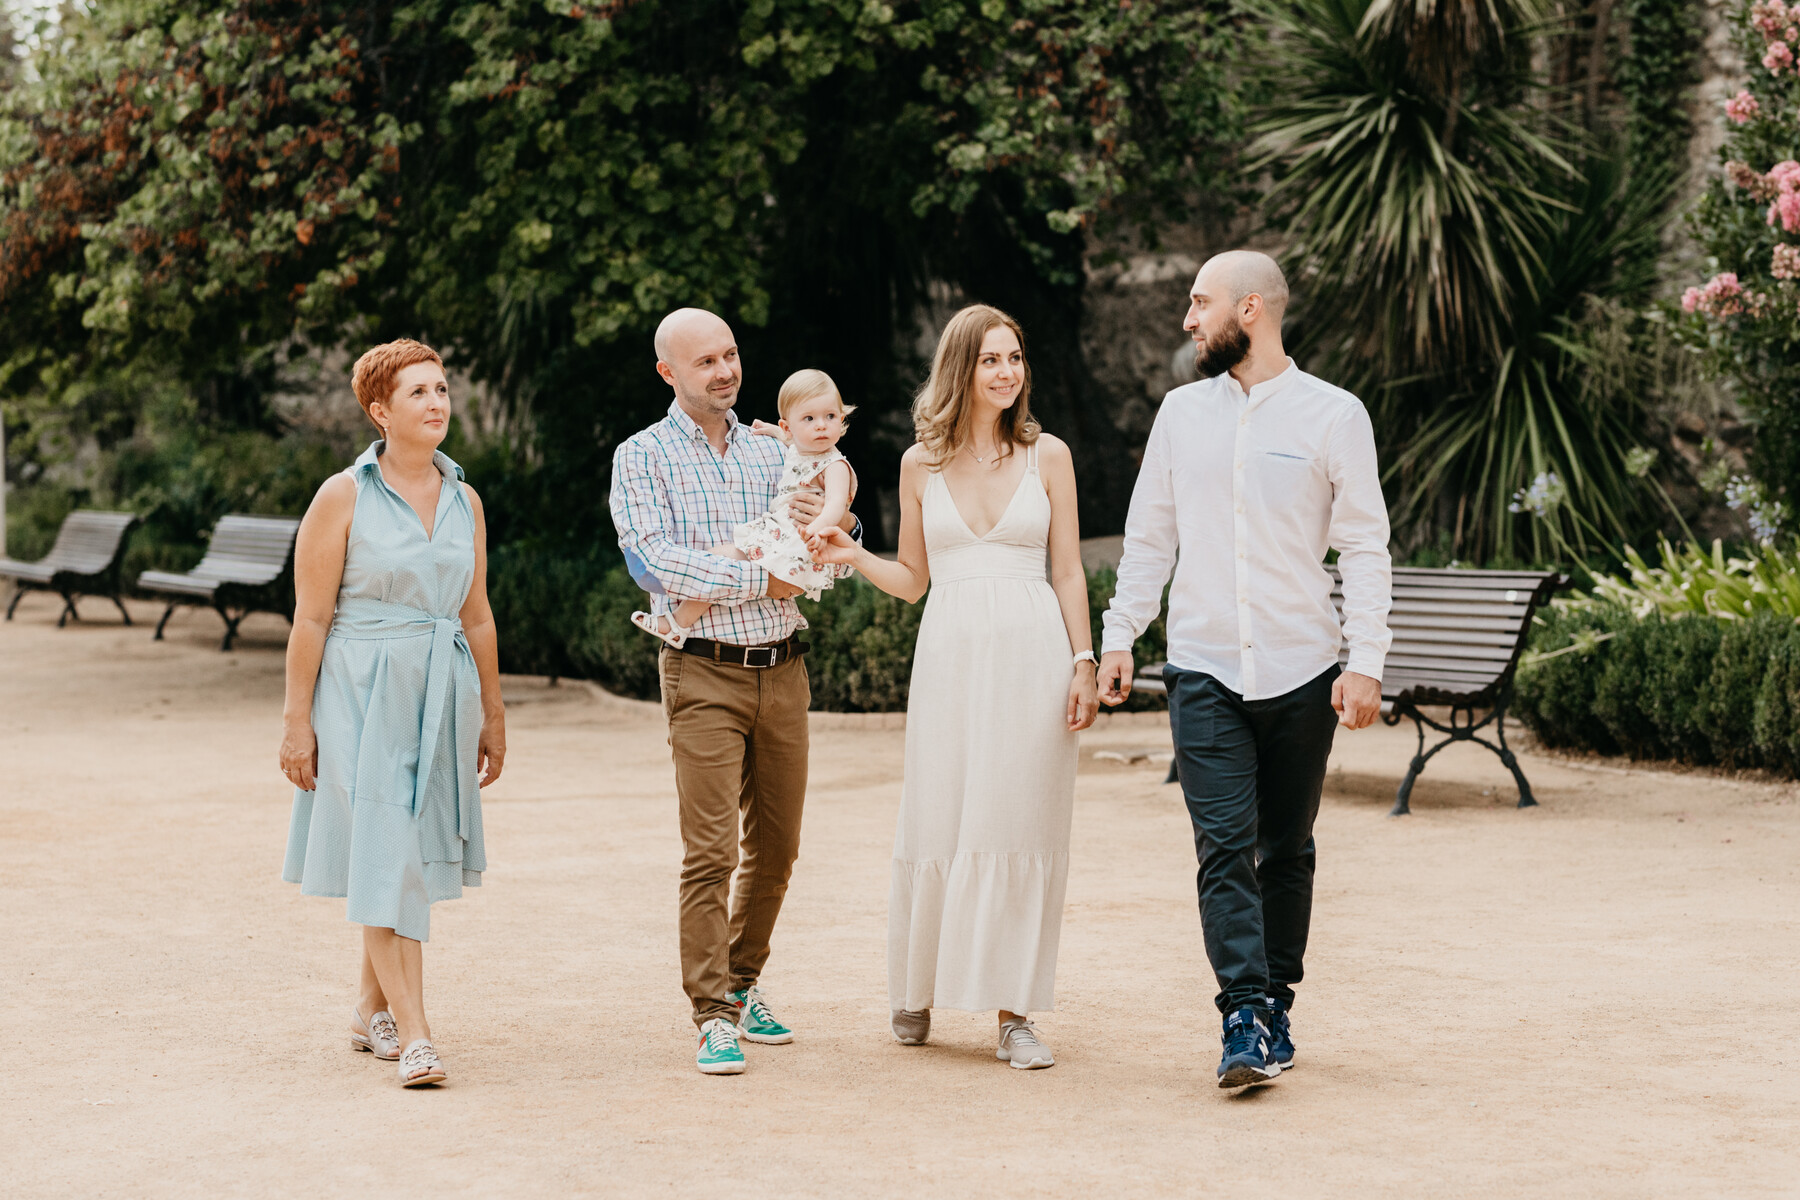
[812,304,1099,1069]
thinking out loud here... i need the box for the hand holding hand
[805,526,861,566]
[1097,651,1135,707]
[1331,670,1382,730]
[280,721,319,791]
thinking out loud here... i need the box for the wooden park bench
[137,514,301,651]
[1132,566,1567,815]
[1,509,140,626]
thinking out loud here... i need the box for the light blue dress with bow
[282,441,486,942]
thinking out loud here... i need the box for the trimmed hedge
[1514,604,1800,775]
[489,555,1171,713]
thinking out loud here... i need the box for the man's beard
[1194,317,1250,379]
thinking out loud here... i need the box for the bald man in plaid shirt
[610,308,859,1075]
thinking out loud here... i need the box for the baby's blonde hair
[777,368,856,422]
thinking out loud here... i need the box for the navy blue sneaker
[1266,997,1295,1072]
[1217,1006,1281,1089]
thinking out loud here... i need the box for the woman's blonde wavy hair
[912,304,1038,466]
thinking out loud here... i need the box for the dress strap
[1027,440,1039,473]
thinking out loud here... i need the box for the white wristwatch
[1072,650,1098,668]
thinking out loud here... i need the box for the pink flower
[1773,244,1800,279]
[1778,192,1800,232]
[1727,90,1762,124]
[1685,272,1752,319]
[1767,41,1795,74]
[1762,161,1800,229]
[1754,1,1791,36]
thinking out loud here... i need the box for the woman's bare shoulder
[311,471,358,512]
[1033,432,1073,462]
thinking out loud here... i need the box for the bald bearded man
[1098,252,1393,1088]
[610,308,859,1075]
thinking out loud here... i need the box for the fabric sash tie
[330,596,473,862]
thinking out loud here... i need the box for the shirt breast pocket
[1255,448,1322,503]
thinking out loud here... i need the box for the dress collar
[355,440,465,482]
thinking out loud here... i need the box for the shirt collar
[355,439,464,481]
[667,400,743,445]
[1224,357,1299,409]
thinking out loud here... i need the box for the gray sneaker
[891,1009,931,1045]
[997,1018,1054,1069]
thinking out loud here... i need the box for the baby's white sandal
[630,610,690,649]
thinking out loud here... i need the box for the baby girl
[632,368,857,647]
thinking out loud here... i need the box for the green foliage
[797,578,929,713]
[1379,153,1681,562]
[1617,0,1703,162]
[483,539,616,681]
[569,562,664,698]
[5,369,345,583]
[1252,0,1683,562]
[0,0,406,407]
[1252,0,1568,377]
[1576,537,1800,619]
[1515,599,1800,775]
[1514,603,1631,755]
[2,0,1254,548]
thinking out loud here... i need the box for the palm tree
[1253,0,1674,561]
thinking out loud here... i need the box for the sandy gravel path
[3,598,1797,1197]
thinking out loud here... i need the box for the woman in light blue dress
[280,339,506,1088]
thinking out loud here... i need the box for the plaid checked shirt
[609,401,807,646]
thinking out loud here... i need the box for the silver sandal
[350,1007,400,1060]
[398,1039,447,1087]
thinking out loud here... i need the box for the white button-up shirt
[1101,360,1392,700]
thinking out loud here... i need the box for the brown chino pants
[659,646,810,1029]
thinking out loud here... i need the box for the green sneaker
[696,1018,746,1075]
[729,985,795,1044]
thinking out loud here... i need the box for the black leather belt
[676,635,808,668]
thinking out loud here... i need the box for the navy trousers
[1166,663,1341,1015]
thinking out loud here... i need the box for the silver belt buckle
[744,645,777,668]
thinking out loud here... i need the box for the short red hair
[351,339,443,432]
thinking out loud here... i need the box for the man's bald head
[654,307,742,419]
[1183,250,1290,381]
[654,307,733,364]
[1193,250,1289,323]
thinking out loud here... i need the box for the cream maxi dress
[889,441,1079,1015]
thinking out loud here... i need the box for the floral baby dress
[733,444,855,600]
